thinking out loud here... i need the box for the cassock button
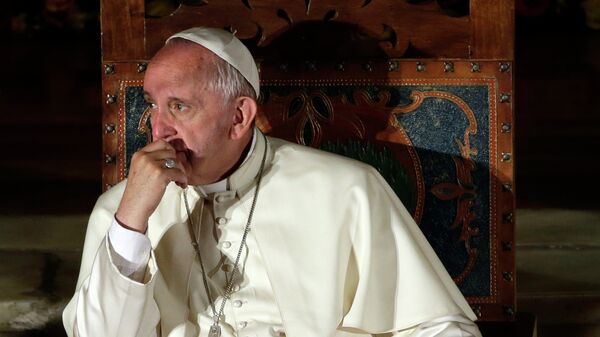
[233,300,243,308]
[237,321,248,329]
[216,217,228,225]
[269,326,286,336]
[215,193,234,203]
[221,241,232,249]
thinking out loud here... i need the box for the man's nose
[151,110,176,140]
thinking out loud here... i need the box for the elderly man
[63,27,482,337]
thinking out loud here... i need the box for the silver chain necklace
[183,136,267,337]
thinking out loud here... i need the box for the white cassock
[63,129,482,337]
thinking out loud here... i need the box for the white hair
[209,55,257,103]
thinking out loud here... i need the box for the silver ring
[164,158,176,169]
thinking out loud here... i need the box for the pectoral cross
[209,323,221,337]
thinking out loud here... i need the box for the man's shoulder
[94,179,127,213]
[268,136,374,175]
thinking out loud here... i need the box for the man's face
[143,43,234,184]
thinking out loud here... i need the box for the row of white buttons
[232,299,245,332]
[213,200,249,334]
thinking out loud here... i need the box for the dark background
[0,0,101,215]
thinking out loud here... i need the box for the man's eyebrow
[141,93,203,107]
[168,96,203,107]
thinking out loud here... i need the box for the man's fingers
[155,153,187,178]
[141,139,175,152]
[130,146,187,183]
[163,165,188,186]
[147,148,178,160]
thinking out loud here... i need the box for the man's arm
[62,199,161,337]
[64,139,186,337]
[64,239,160,337]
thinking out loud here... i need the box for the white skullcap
[166,27,260,97]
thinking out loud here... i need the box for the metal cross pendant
[209,323,221,337]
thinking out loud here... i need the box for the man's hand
[115,140,188,233]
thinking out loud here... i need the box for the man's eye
[146,102,157,109]
[172,103,187,112]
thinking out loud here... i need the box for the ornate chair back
[100,0,515,321]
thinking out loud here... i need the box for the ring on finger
[164,158,176,169]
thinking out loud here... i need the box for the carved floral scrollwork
[145,0,471,58]
[263,90,365,147]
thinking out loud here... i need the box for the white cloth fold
[108,208,481,337]
[393,314,481,337]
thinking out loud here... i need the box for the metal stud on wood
[104,64,115,75]
[443,62,454,72]
[106,94,117,104]
[104,154,116,164]
[504,306,515,317]
[471,305,482,318]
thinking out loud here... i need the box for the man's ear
[229,96,257,140]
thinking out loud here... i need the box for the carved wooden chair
[100,0,521,332]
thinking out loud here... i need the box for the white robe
[63,133,478,337]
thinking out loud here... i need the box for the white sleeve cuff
[107,217,152,279]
